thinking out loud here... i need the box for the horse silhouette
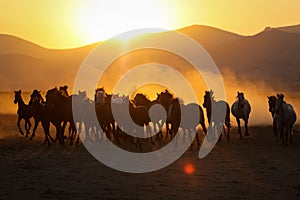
[267,96,279,141]
[164,96,207,148]
[14,90,32,137]
[74,90,100,143]
[133,93,166,140]
[231,92,251,138]
[155,90,174,138]
[45,87,76,145]
[29,89,54,146]
[203,90,230,141]
[95,88,118,142]
[275,94,297,145]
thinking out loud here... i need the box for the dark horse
[133,93,165,139]
[14,90,32,137]
[155,90,174,138]
[203,90,231,141]
[267,95,279,141]
[94,88,118,142]
[29,89,54,146]
[45,87,76,145]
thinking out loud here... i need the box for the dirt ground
[0,114,300,200]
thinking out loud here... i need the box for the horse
[29,89,54,146]
[203,90,231,141]
[74,90,100,143]
[231,91,251,138]
[95,88,118,142]
[45,87,76,145]
[14,90,32,137]
[275,94,297,145]
[133,93,165,139]
[165,97,207,148]
[155,90,174,138]
[267,96,279,141]
[167,98,181,141]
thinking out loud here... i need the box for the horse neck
[16,96,26,107]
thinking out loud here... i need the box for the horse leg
[195,128,201,147]
[200,121,207,135]
[61,121,68,141]
[55,124,64,145]
[289,126,293,144]
[41,121,51,147]
[227,123,230,141]
[17,116,24,135]
[25,119,31,137]
[25,119,29,137]
[273,120,278,142]
[30,119,39,140]
[236,118,242,139]
[245,119,249,136]
[188,129,193,150]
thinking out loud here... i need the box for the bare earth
[0,114,300,200]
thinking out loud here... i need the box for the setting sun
[71,0,174,44]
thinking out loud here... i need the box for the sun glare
[184,163,195,175]
[72,0,173,44]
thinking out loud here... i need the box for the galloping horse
[231,92,251,138]
[267,96,279,141]
[203,90,230,140]
[167,98,203,147]
[156,90,174,137]
[29,89,54,146]
[45,87,76,145]
[275,94,296,145]
[94,88,117,141]
[14,90,32,137]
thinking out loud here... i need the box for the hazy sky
[1,0,299,48]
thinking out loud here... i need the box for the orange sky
[1,0,299,49]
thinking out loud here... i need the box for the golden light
[184,163,195,175]
[72,0,174,44]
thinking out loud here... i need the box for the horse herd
[13,86,297,149]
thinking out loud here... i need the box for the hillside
[0,24,299,94]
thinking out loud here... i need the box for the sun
[72,0,174,44]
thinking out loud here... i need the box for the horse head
[275,94,285,114]
[29,89,44,105]
[157,89,174,110]
[203,90,215,108]
[58,85,69,97]
[14,89,22,104]
[95,88,107,106]
[267,96,277,114]
[237,92,245,109]
[78,90,87,100]
[133,93,150,107]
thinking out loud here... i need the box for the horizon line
[0,23,299,50]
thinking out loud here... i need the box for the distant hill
[0,24,299,94]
